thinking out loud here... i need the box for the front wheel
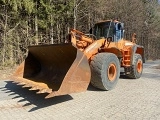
[90,53,120,90]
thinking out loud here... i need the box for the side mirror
[120,23,124,30]
[107,37,113,42]
[116,23,124,30]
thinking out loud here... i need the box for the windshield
[93,22,114,39]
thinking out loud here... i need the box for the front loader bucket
[10,43,91,98]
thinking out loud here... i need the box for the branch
[6,23,20,34]
[75,0,84,9]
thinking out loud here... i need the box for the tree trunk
[35,1,38,45]
[74,0,77,29]
[50,14,54,44]
[2,5,8,66]
[57,23,60,43]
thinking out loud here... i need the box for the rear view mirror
[120,23,124,30]
[107,37,113,42]
[117,23,124,30]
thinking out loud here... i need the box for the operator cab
[91,20,124,42]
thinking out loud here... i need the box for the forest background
[0,0,160,68]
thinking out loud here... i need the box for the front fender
[84,39,105,60]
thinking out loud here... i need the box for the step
[124,60,130,62]
[124,55,130,57]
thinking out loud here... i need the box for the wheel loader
[10,20,145,98]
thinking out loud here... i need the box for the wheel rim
[107,63,117,81]
[137,59,142,73]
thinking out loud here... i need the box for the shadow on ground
[2,69,155,112]
[2,81,73,112]
[87,84,103,91]
[87,72,134,92]
[119,72,135,79]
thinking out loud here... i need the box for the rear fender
[131,45,145,65]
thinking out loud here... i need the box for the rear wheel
[125,54,143,79]
[90,53,120,90]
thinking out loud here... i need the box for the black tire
[90,53,120,90]
[125,54,143,79]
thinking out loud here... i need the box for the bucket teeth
[36,89,45,94]
[12,81,19,84]
[17,82,26,85]
[45,92,55,99]
[37,89,52,94]
[46,89,52,93]
[22,84,31,88]
[11,77,52,95]
[29,86,39,91]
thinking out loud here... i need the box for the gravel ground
[0,60,160,120]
